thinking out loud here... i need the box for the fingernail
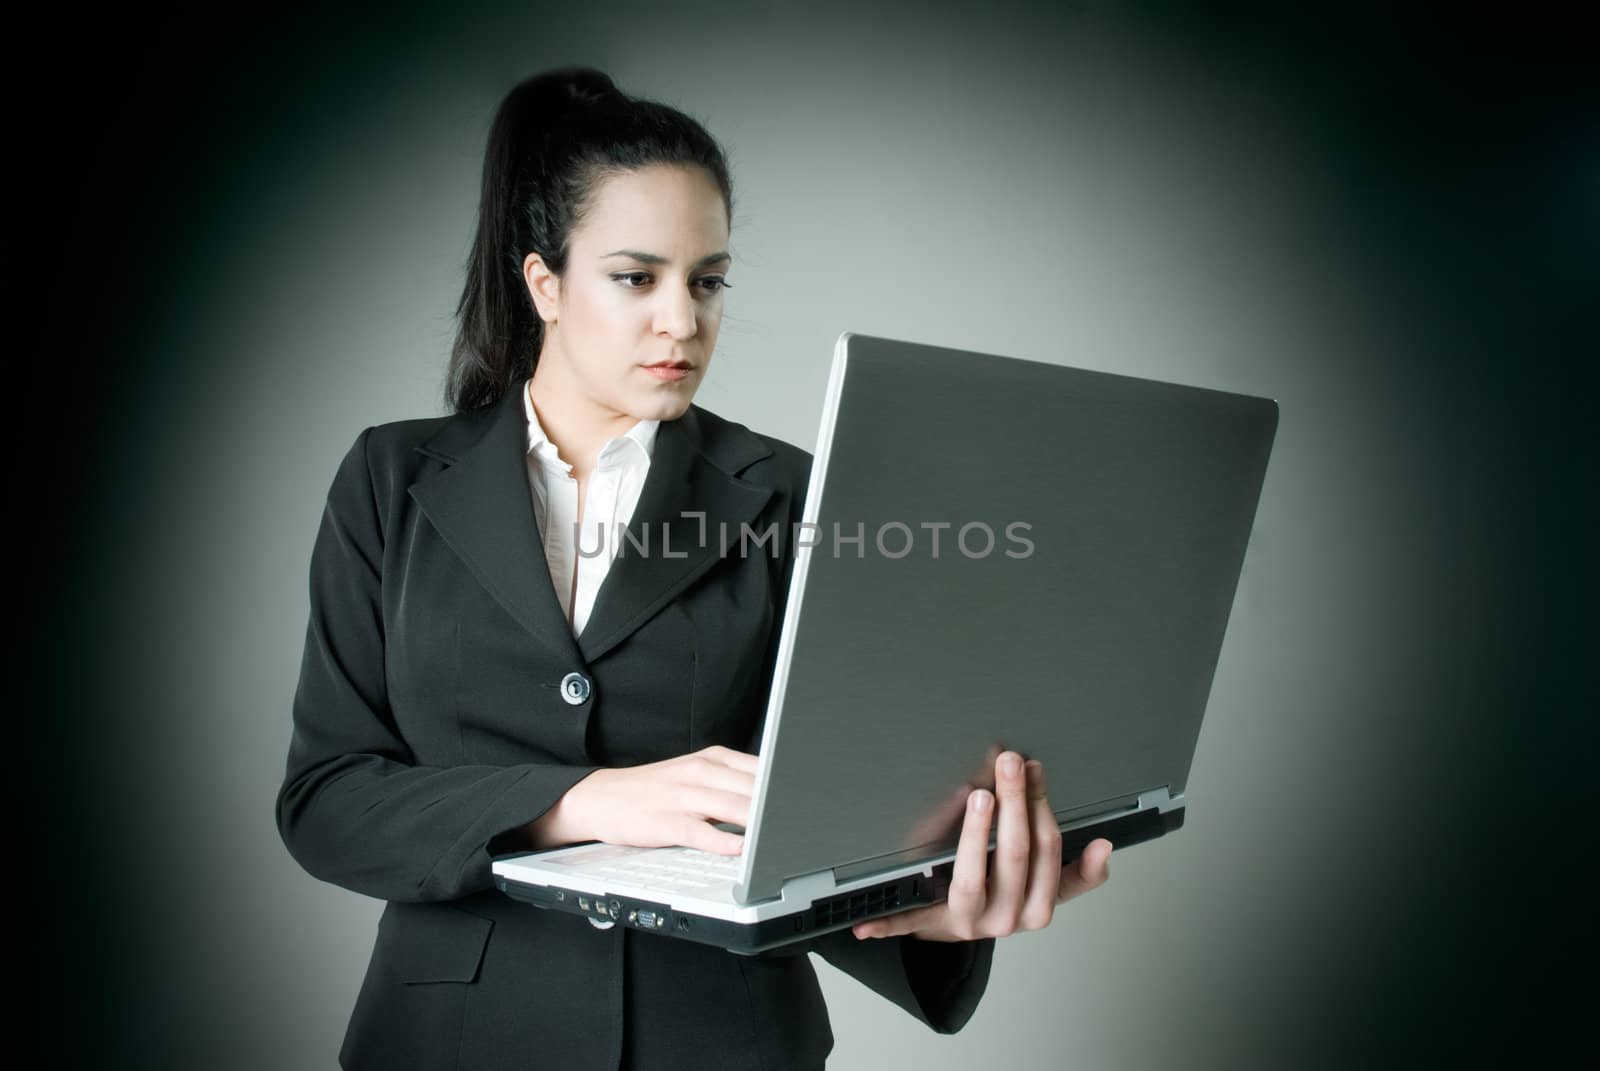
[1002,753,1022,778]
[1026,760,1044,788]
[971,790,992,814]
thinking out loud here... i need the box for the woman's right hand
[528,746,758,854]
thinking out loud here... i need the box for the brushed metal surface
[740,333,1278,902]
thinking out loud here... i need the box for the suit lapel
[407,378,776,669]
[576,407,773,663]
[408,381,585,669]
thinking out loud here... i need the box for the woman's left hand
[851,751,1112,943]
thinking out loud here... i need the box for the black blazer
[276,378,996,1071]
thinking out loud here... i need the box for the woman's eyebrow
[601,249,732,268]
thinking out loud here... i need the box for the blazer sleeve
[753,438,998,1035]
[275,426,599,904]
[809,928,996,1035]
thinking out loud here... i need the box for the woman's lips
[642,362,693,382]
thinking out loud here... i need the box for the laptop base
[493,805,1185,956]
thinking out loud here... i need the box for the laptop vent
[812,884,902,929]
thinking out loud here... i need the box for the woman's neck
[525,360,637,480]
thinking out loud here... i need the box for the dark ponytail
[445,67,735,413]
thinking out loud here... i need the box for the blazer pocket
[384,901,494,984]
[734,950,834,1068]
[342,904,496,1071]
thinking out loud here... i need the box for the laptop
[492,331,1279,955]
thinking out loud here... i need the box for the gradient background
[22,2,1592,1068]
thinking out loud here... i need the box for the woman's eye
[611,272,731,295]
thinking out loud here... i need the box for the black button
[560,672,591,705]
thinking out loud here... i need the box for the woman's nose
[653,286,698,339]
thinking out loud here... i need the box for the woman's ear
[523,252,560,323]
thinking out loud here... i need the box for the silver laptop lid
[735,333,1278,903]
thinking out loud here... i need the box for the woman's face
[524,164,730,425]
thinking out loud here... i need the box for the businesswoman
[276,67,1112,1071]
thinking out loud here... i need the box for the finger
[701,746,759,775]
[681,815,746,855]
[1018,760,1064,930]
[676,757,756,799]
[987,751,1031,932]
[853,902,942,939]
[679,786,755,828]
[945,785,994,929]
[1057,838,1113,903]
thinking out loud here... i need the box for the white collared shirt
[523,380,659,637]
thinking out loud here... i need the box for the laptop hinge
[777,869,840,908]
[1141,786,1183,812]
[735,867,838,908]
[1057,786,1183,829]
[831,844,939,885]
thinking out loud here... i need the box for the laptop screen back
[738,334,1278,903]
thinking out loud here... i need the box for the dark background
[20,3,1593,1065]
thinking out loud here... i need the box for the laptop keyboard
[578,846,743,891]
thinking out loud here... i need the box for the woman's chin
[632,392,697,423]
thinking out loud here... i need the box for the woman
[276,67,1112,1071]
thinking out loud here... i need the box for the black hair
[445,67,735,413]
